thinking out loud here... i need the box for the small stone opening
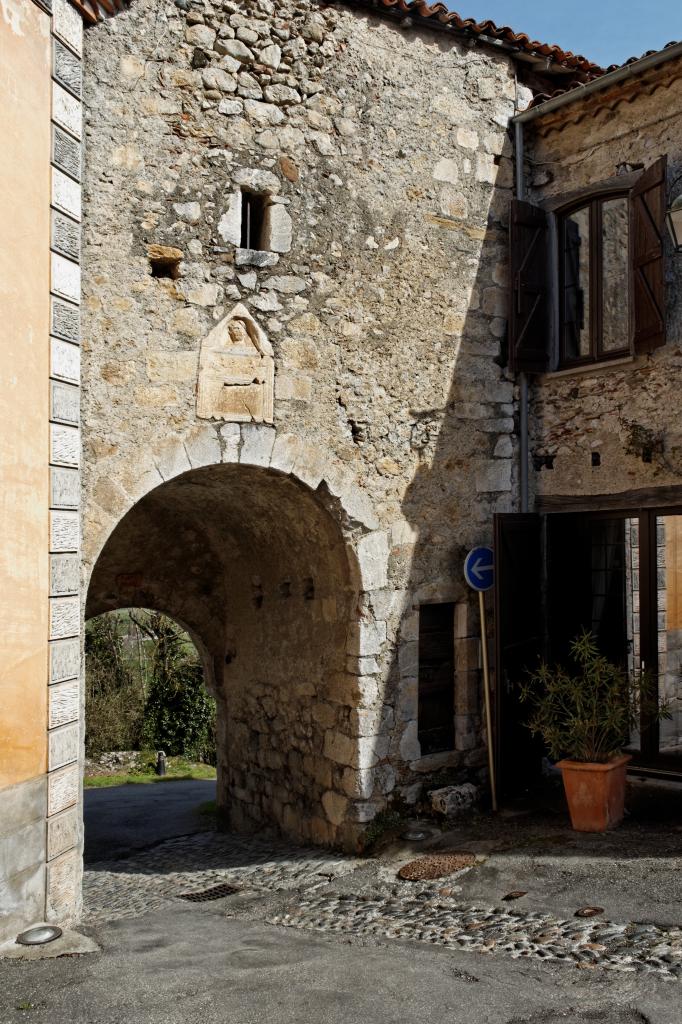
[240,191,267,251]
[148,245,182,281]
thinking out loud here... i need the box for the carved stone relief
[196,303,274,423]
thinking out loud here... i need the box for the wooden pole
[478,589,497,812]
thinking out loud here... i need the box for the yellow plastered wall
[0,1,51,788]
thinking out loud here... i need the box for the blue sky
[453,2,678,67]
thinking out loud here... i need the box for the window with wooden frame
[508,156,667,375]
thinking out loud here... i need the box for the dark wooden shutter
[631,155,667,354]
[493,513,545,796]
[509,199,550,374]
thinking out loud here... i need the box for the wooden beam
[537,486,682,514]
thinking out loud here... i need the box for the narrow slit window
[241,191,266,251]
[417,602,455,755]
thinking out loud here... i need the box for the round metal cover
[574,907,604,919]
[398,852,477,881]
[401,830,428,842]
[16,925,63,946]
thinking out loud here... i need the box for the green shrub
[85,610,216,764]
[520,629,670,763]
[85,615,144,754]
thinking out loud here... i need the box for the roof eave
[514,40,682,124]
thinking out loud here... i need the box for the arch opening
[86,463,362,847]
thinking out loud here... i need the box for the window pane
[418,603,455,755]
[563,206,591,360]
[601,197,629,353]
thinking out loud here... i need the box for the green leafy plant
[519,630,671,764]
[139,613,216,764]
[85,610,216,764]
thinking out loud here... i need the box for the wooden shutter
[493,513,545,795]
[509,199,550,374]
[631,155,667,354]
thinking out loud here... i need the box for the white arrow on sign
[470,558,493,582]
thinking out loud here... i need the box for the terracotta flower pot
[556,754,631,832]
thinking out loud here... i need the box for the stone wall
[82,0,522,844]
[525,65,682,501]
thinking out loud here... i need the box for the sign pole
[478,588,497,813]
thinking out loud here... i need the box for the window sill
[541,354,637,381]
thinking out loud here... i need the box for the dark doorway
[495,508,682,791]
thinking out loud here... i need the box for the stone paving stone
[83,830,682,980]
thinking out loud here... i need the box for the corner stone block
[219,422,241,463]
[52,167,82,223]
[269,433,302,475]
[399,720,421,762]
[154,441,192,482]
[52,83,82,142]
[50,381,80,426]
[53,0,83,57]
[48,678,80,729]
[346,620,387,658]
[475,460,512,493]
[357,531,389,591]
[51,253,80,305]
[337,486,379,531]
[49,596,80,641]
[50,511,79,553]
[50,424,80,468]
[240,424,276,467]
[47,806,79,861]
[49,634,79,684]
[292,442,326,491]
[50,553,79,596]
[48,722,79,772]
[47,764,79,816]
[51,338,80,384]
[184,425,222,469]
[46,849,81,924]
[50,467,80,509]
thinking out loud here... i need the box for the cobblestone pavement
[82,827,682,981]
[82,829,360,923]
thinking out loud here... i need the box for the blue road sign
[464,546,494,592]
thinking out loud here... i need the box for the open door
[494,513,545,795]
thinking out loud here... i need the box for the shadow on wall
[380,146,516,809]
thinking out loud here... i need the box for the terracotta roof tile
[330,0,606,77]
[68,0,128,24]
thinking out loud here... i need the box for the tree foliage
[85,610,216,763]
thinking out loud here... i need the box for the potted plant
[520,630,670,832]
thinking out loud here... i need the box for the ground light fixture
[15,925,63,946]
[666,191,682,251]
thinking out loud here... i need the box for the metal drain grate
[178,883,239,903]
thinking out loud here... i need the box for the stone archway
[85,440,385,849]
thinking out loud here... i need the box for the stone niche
[196,303,274,423]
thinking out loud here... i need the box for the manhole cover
[398,853,476,881]
[178,883,239,903]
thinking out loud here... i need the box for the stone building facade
[81,0,532,852]
[2,0,682,944]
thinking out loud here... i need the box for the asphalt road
[0,902,678,1024]
[84,779,217,862]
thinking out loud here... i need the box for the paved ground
[2,779,682,1023]
[84,779,216,861]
